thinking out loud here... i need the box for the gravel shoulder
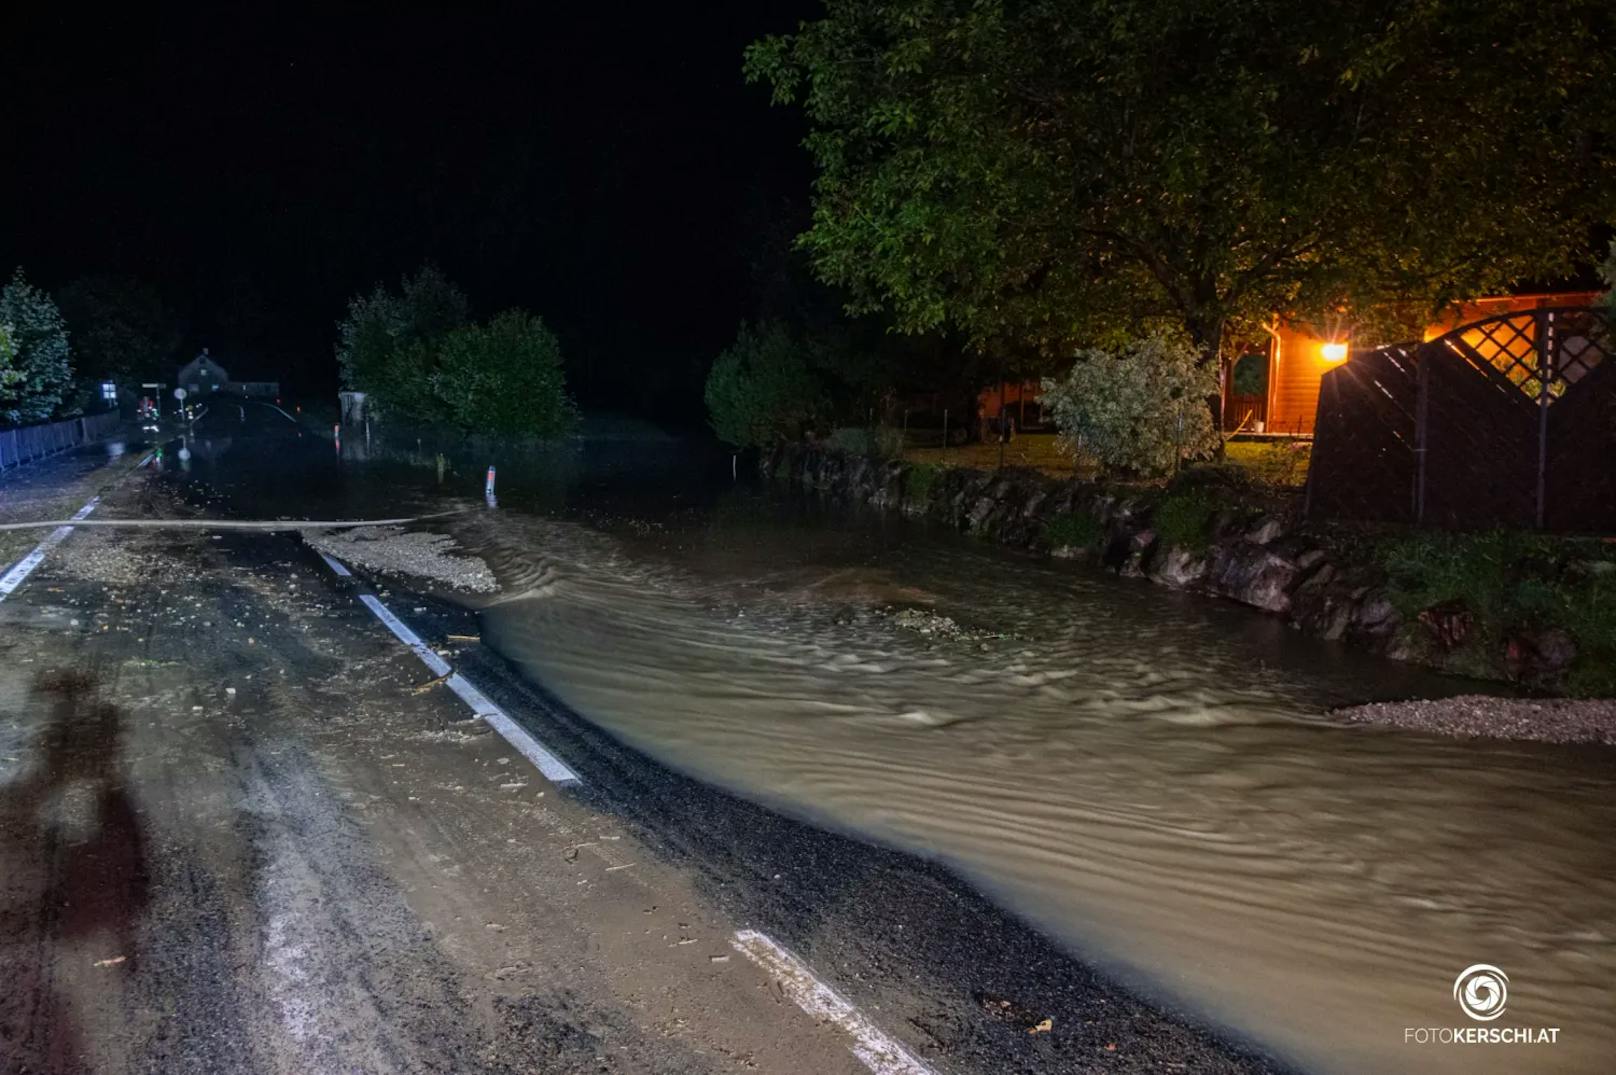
[1335,694,1616,745]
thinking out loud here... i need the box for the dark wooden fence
[1307,307,1615,531]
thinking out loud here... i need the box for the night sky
[4,6,819,420]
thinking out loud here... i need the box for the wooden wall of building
[1263,291,1603,436]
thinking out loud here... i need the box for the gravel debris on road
[302,525,498,593]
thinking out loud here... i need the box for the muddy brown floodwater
[452,504,1616,1075]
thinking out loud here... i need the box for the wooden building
[1253,291,1603,436]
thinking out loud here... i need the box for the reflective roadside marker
[485,465,497,506]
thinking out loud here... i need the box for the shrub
[704,321,822,449]
[1042,332,1220,478]
[0,269,73,425]
[430,311,577,438]
[1151,485,1219,551]
[1044,510,1102,550]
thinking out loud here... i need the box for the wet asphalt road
[0,410,1289,1074]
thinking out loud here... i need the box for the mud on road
[0,472,868,1075]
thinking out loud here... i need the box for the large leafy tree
[746,0,1616,407]
[0,269,74,425]
[705,321,825,449]
[55,275,180,383]
[431,311,578,438]
[335,263,470,396]
[0,323,21,398]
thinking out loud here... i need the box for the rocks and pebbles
[302,526,498,593]
[1335,694,1616,746]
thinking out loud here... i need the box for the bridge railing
[0,411,123,472]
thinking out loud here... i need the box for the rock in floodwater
[1148,545,1207,589]
[883,606,1010,646]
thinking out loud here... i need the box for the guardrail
[0,411,123,471]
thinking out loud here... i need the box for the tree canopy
[334,266,576,438]
[704,321,823,449]
[746,0,1616,369]
[336,264,470,396]
[431,311,577,438]
[55,275,180,383]
[0,269,74,425]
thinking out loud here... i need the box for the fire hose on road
[0,511,465,532]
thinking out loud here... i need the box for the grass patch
[1224,440,1312,488]
[826,426,905,459]
[1044,510,1103,550]
[901,433,1092,478]
[1375,529,1616,695]
[904,463,941,505]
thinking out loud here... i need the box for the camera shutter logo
[1453,964,1509,1022]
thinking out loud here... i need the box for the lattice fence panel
[1544,310,1616,531]
[1308,306,1615,532]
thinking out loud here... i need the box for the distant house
[175,349,280,400]
[228,380,281,399]
[1243,290,1604,436]
[177,350,230,396]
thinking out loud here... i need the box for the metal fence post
[1535,310,1551,530]
[1413,346,1431,524]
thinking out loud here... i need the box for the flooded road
[457,491,1614,1075]
[179,427,1616,1073]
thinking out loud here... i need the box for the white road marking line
[337,570,580,786]
[442,672,580,786]
[358,594,453,676]
[0,495,100,601]
[317,552,352,576]
[730,929,937,1075]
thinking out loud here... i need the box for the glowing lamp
[1321,340,1349,362]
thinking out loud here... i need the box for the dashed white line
[0,495,100,601]
[358,594,453,676]
[730,929,937,1075]
[334,563,580,786]
[441,672,580,786]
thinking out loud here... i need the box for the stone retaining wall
[763,444,1581,688]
